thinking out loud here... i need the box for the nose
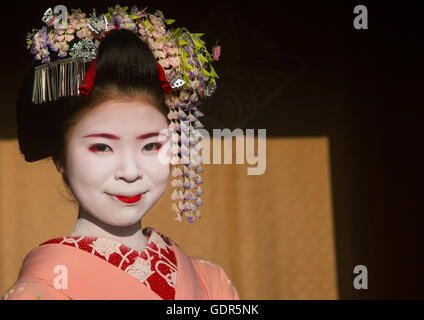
[115,150,143,183]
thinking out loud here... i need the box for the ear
[53,158,65,174]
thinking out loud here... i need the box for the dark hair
[16,29,170,201]
[17,29,169,164]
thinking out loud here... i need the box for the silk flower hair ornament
[26,5,222,223]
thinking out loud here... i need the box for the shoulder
[2,278,70,300]
[190,257,240,300]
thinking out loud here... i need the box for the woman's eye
[143,143,162,152]
[89,144,112,153]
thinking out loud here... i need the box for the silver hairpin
[69,39,97,63]
[88,11,109,38]
[32,57,87,104]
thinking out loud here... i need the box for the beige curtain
[0,136,338,299]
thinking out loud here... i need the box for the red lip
[115,194,143,204]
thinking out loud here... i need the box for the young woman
[2,5,238,300]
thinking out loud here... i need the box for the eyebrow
[83,132,161,140]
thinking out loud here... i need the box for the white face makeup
[61,99,171,227]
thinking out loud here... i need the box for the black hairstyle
[16,28,170,165]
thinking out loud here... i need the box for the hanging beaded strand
[32,57,87,104]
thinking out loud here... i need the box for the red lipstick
[115,194,143,204]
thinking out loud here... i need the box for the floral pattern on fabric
[38,226,177,300]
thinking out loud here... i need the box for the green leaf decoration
[169,28,181,39]
[178,38,189,46]
[143,19,154,32]
[191,36,203,47]
[183,73,191,87]
[197,53,209,63]
[105,13,113,23]
[165,19,175,25]
[209,65,219,79]
[129,14,141,20]
[201,66,212,77]
[182,56,194,70]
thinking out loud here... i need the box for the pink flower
[155,41,164,50]
[158,59,170,68]
[147,37,155,50]
[154,50,166,59]
[168,56,180,68]
[67,27,75,34]
[76,27,92,39]
[55,34,65,42]
[149,15,163,28]
[164,46,177,55]
[66,34,75,42]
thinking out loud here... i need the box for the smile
[107,192,145,204]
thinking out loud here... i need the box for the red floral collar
[39,227,177,300]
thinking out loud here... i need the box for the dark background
[1,0,422,299]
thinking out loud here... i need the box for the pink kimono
[2,227,239,300]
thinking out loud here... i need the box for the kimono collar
[38,226,178,300]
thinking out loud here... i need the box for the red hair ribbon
[157,63,172,95]
[78,58,97,96]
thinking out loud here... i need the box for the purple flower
[114,16,122,24]
[183,180,190,189]
[181,147,190,157]
[196,198,203,207]
[189,97,198,104]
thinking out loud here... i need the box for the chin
[107,211,147,227]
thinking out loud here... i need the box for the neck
[69,207,147,252]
